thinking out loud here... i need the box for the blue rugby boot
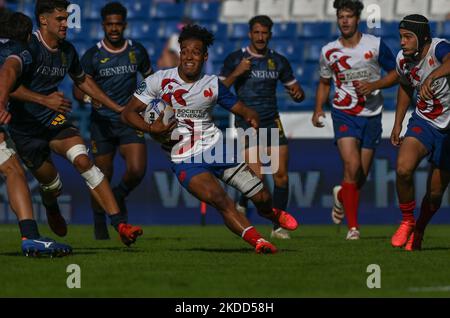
[21,237,72,257]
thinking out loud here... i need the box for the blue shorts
[90,119,145,156]
[405,112,450,171]
[171,161,239,189]
[331,109,382,150]
[171,143,240,189]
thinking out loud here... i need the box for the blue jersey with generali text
[0,38,33,90]
[219,47,297,123]
[82,39,152,122]
[8,31,85,134]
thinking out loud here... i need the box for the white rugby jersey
[396,38,450,130]
[320,33,396,117]
[134,67,238,163]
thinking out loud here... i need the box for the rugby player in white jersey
[122,24,299,254]
[391,15,450,251]
[312,0,398,240]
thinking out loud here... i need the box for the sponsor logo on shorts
[51,114,67,126]
[412,126,423,134]
[178,170,187,183]
[339,124,349,133]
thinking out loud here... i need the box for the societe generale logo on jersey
[364,51,374,60]
[203,88,213,98]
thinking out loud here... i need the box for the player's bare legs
[31,159,67,237]
[0,156,34,221]
[91,152,115,239]
[187,172,277,253]
[392,137,429,247]
[49,134,142,246]
[405,166,450,251]
[116,143,147,218]
[335,137,364,238]
[50,135,120,214]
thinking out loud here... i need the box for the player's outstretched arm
[355,70,399,96]
[391,83,413,147]
[121,96,176,135]
[72,75,104,108]
[10,86,72,114]
[312,77,331,128]
[73,75,123,113]
[230,101,260,129]
[420,52,450,100]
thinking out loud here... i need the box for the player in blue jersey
[7,0,142,246]
[0,11,72,257]
[122,25,299,254]
[220,15,305,240]
[73,2,153,240]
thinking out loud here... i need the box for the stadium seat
[202,23,228,41]
[361,0,395,22]
[395,0,429,19]
[303,40,327,63]
[440,21,450,38]
[430,0,450,19]
[291,0,326,21]
[156,21,181,40]
[71,41,91,58]
[294,62,320,86]
[83,1,108,20]
[256,0,291,21]
[221,0,256,23]
[127,21,157,40]
[114,0,150,19]
[228,23,249,40]
[186,1,221,22]
[149,0,185,20]
[271,23,297,40]
[140,40,165,62]
[209,40,231,63]
[271,40,302,63]
[298,22,332,39]
[88,22,105,41]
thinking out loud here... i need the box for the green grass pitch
[1,224,450,297]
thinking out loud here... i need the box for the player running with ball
[122,24,299,254]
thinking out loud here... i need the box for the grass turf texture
[1,224,450,297]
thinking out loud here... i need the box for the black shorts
[90,119,145,156]
[235,116,289,149]
[9,124,79,170]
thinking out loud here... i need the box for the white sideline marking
[408,286,450,292]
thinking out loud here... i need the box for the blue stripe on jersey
[378,39,396,72]
[217,81,238,110]
[435,41,450,63]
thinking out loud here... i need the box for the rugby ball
[142,99,175,125]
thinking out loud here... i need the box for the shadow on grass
[169,247,300,253]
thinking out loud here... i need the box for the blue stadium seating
[271,40,302,63]
[149,1,185,20]
[202,22,228,41]
[271,23,297,39]
[303,40,327,62]
[186,1,221,22]
[128,20,158,40]
[228,23,248,40]
[298,22,332,39]
[156,21,181,39]
[209,40,231,63]
[123,0,152,19]
[442,21,450,38]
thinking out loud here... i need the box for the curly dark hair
[178,24,215,53]
[333,0,364,17]
[101,2,127,21]
[0,12,33,43]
